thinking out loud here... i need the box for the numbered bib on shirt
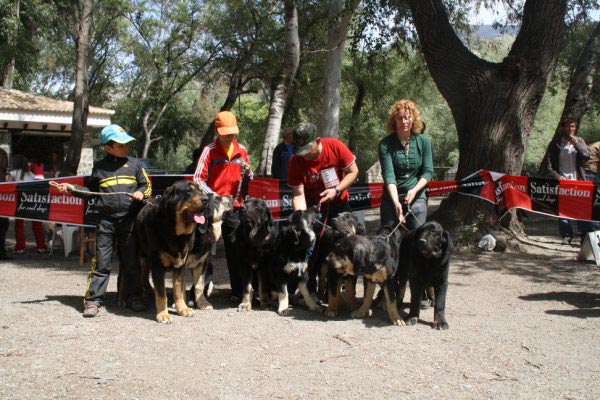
[320,167,339,189]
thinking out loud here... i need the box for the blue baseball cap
[100,124,135,145]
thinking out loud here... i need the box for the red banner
[1,172,598,225]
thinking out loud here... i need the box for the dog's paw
[195,299,213,310]
[391,318,405,326]
[405,316,418,326]
[156,311,172,324]
[433,320,449,330]
[307,303,323,313]
[177,307,194,317]
[350,307,371,319]
[277,307,291,316]
[324,308,338,318]
[238,302,252,312]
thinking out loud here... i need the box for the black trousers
[0,217,8,256]
[222,210,243,298]
[84,215,142,306]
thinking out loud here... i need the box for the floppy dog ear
[285,224,300,246]
[356,222,367,235]
[304,207,318,227]
[440,229,454,266]
[159,185,177,217]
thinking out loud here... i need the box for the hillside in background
[475,24,518,39]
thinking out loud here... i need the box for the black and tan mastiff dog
[324,225,404,325]
[135,180,206,323]
[236,198,275,311]
[397,221,454,330]
[315,211,366,301]
[351,225,404,325]
[267,207,320,315]
[186,194,233,310]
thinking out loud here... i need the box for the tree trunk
[141,101,168,158]
[1,0,20,89]
[347,78,365,154]
[317,0,360,138]
[258,0,299,177]
[64,0,93,176]
[561,21,600,126]
[538,20,600,175]
[407,0,567,226]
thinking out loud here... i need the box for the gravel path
[0,213,599,399]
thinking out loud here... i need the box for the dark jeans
[380,191,428,231]
[85,216,141,306]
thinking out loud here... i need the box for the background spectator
[0,148,11,260]
[8,154,48,254]
[271,127,294,180]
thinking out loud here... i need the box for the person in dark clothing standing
[56,125,152,317]
[0,148,11,260]
[271,127,294,180]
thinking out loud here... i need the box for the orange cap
[214,111,239,135]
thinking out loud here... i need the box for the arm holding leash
[50,180,135,198]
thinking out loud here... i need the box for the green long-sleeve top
[378,132,434,200]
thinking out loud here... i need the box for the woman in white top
[8,155,48,254]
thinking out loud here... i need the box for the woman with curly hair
[378,99,433,230]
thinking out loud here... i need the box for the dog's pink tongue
[194,214,206,224]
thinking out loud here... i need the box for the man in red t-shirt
[288,122,358,214]
[287,122,359,293]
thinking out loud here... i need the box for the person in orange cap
[193,111,253,302]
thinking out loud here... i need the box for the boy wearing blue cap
[57,124,152,317]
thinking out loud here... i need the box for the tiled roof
[0,88,114,115]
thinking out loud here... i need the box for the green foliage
[152,142,192,173]
[112,81,210,158]
[6,0,600,185]
[0,0,65,91]
[235,95,269,172]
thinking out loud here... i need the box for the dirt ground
[1,209,599,400]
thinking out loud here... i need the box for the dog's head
[283,207,317,250]
[414,221,453,263]
[363,234,395,282]
[376,225,402,264]
[196,194,234,240]
[159,180,206,236]
[239,198,274,247]
[326,235,372,276]
[331,212,366,237]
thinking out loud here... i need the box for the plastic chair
[50,224,80,257]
